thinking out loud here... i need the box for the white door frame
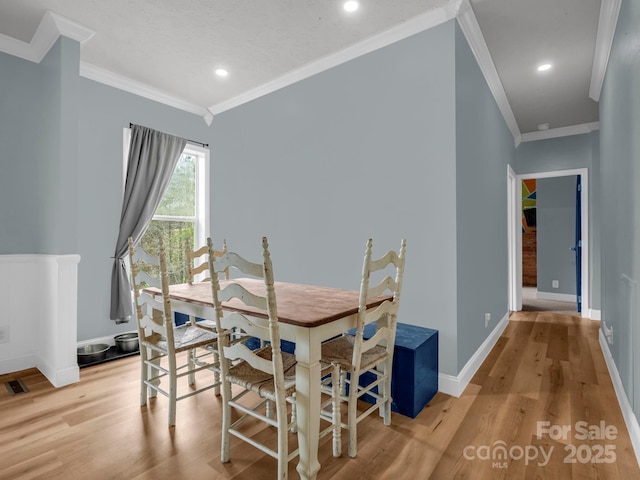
[507,167,590,316]
[507,166,519,311]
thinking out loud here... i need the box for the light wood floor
[1,311,639,479]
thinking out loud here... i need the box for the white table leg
[295,328,322,480]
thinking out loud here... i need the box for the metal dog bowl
[114,333,139,353]
[77,343,110,364]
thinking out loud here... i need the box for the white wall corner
[589,0,622,101]
[54,255,81,386]
[36,356,79,388]
[456,0,521,145]
[0,254,81,386]
[599,329,640,468]
[438,311,510,397]
[203,108,214,126]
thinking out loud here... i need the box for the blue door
[574,176,582,312]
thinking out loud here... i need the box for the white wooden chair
[208,237,299,479]
[128,236,220,427]
[186,238,228,285]
[184,238,228,335]
[320,238,406,457]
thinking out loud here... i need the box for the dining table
[144,277,390,480]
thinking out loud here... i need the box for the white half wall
[0,254,81,387]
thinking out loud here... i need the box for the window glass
[155,154,196,217]
[140,219,193,285]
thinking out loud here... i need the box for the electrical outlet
[552,280,559,289]
[0,325,9,344]
[484,313,491,328]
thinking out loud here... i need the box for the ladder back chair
[208,236,299,480]
[320,238,406,457]
[128,236,220,427]
[186,238,228,285]
[184,238,228,337]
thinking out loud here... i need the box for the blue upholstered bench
[359,322,438,418]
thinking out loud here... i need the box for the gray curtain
[110,125,187,323]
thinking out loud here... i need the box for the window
[123,129,210,284]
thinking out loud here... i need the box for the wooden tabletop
[145,277,391,328]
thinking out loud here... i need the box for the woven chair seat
[227,346,297,401]
[194,318,217,332]
[321,334,388,372]
[156,324,217,353]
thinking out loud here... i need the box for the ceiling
[0,0,614,141]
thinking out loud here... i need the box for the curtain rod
[128,123,209,148]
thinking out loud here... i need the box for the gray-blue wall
[515,132,601,310]
[599,0,640,418]
[1,19,515,379]
[0,38,83,255]
[536,176,577,296]
[211,21,460,375]
[75,75,212,341]
[516,132,596,174]
[1,48,59,253]
[454,22,514,371]
[0,38,213,341]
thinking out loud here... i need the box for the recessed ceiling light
[537,123,550,131]
[537,64,552,72]
[344,1,359,12]
[215,68,228,77]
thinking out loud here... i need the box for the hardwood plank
[546,324,570,361]
[0,312,638,480]
[510,339,548,400]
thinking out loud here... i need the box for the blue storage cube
[358,323,438,418]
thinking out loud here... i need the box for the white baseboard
[589,309,602,320]
[36,355,79,388]
[438,311,510,397]
[0,354,37,376]
[438,372,460,397]
[599,329,640,469]
[77,335,117,348]
[0,353,78,387]
[536,291,577,303]
[77,330,137,348]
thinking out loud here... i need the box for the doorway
[507,167,589,316]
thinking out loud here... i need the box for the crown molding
[79,62,209,119]
[0,10,213,124]
[456,0,522,146]
[589,0,622,101]
[0,10,94,63]
[520,121,600,143]
[208,1,463,115]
